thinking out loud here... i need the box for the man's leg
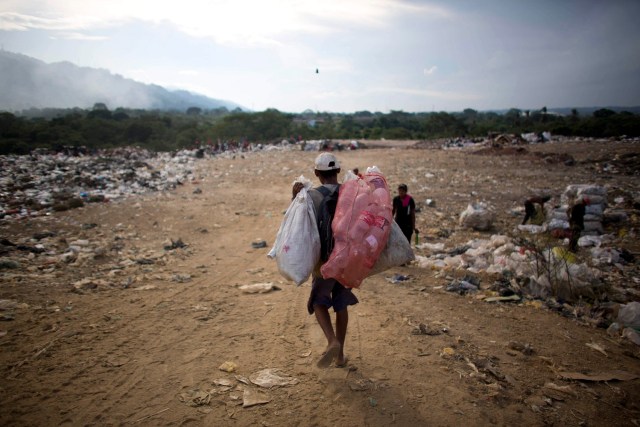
[314,305,340,368]
[335,308,348,366]
[569,226,579,252]
[522,201,534,225]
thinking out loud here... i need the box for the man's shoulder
[314,184,339,195]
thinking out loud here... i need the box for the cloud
[423,66,437,76]
[312,84,479,103]
[0,1,452,46]
[0,12,117,31]
[49,32,108,41]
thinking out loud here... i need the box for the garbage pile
[300,140,344,151]
[415,220,640,345]
[415,233,637,305]
[0,213,196,300]
[546,185,608,234]
[1,146,282,220]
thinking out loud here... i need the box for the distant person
[522,195,551,225]
[568,195,589,252]
[392,184,416,244]
[291,153,357,369]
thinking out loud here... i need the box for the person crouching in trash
[568,195,589,252]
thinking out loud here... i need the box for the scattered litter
[242,388,271,408]
[484,295,521,303]
[251,239,268,249]
[238,283,281,294]
[249,368,299,388]
[508,341,535,355]
[235,375,250,385]
[179,389,211,407]
[440,347,456,358]
[585,343,609,357]
[349,379,374,391]
[544,382,578,397]
[218,361,238,373]
[133,285,158,291]
[74,278,114,292]
[213,378,234,387]
[557,370,639,382]
[416,242,445,252]
[164,238,187,250]
[411,323,442,336]
[386,274,411,284]
[446,276,480,295]
[172,274,192,283]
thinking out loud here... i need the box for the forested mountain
[0,50,245,112]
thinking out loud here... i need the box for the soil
[1,139,639,426]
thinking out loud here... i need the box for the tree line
[1,104,638,155]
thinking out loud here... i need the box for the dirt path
[1,143,639,426]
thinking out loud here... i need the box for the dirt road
[1,141,639,426]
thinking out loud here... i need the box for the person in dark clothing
[522,195,551,225]
[392,184,416,243]
[568,196,589,252]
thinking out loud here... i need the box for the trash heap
[0,148,203,219]
[0,219,194,294]
[547,184,608,235]
[415,233,637,304]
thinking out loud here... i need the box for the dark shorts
[307,276,359,314]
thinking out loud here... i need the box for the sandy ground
[1,140,640,426]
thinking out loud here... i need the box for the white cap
[314,152,341,171]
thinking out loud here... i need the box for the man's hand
[292,182,304,200]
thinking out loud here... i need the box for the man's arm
[292,182,304,200]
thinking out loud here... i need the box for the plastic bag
[368,221,415,276]
[459,202,494,231]
[320,171,392,288]
[268,176,319,285]
[618,302,640,329]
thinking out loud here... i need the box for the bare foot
[334,356,348,368]
[317,343,340,368]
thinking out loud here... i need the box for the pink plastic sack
[320,172,392,288]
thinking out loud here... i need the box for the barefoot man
[292,153,358,368]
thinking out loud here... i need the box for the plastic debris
[249,368,299,388]
[242,388,271,408]
[446,275,480,295]
[385,274,411,284]
[459,202,495,231]
[218,361,238,373]
[238,283,280,294]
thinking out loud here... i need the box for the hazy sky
[1,0,639,113]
